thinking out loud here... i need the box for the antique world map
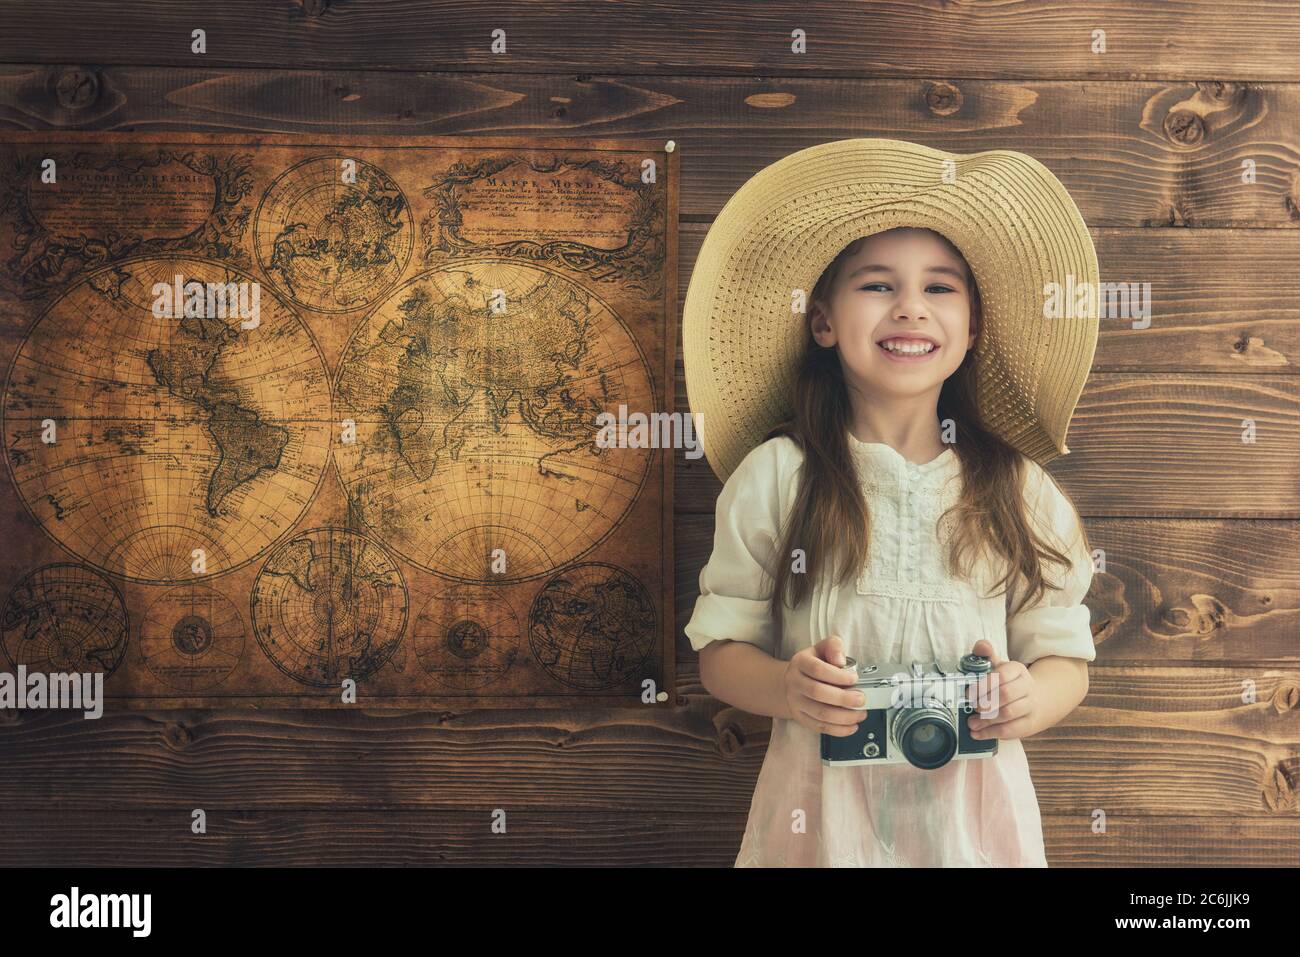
[0,133,676,707]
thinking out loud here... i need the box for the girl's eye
[857,283,956,293]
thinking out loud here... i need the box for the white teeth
[881,340,936,354]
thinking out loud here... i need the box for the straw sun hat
[682,137,1100,483]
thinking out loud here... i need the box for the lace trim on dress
[855,578,963,603]
[854,477,965,603]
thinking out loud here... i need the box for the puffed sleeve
[1005,459,1097,666]
[683,437,792,657]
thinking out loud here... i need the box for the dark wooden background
[1,0,1297,866]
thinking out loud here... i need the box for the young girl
[683,205,1100,866]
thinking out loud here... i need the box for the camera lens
[892,705,958,770]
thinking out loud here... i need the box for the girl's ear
[966,292,982,349]
[809,300,836,347]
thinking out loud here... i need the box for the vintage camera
[821,654,999,769]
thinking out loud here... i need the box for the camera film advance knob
[958,653,992,675]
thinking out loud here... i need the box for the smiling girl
[681,139,1101,867]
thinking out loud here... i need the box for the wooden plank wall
[1,0,1297,866]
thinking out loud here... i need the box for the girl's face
[810,229,977,401]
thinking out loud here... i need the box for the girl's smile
[877,335,942,363]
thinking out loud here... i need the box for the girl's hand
[965,638,1039,740]
[781,635,866,736]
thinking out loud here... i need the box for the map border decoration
[0,147,254,300]
[419,153,667,301]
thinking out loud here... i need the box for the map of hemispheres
[2,256,333,584]
[334,260,656,582]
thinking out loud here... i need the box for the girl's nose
[894,289,930,319]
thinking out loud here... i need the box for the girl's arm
[1000,459,1098,738]
[699,640,793,720]
[700,636,865,735]
[1024,654,1089,737]
[686,439,796,718]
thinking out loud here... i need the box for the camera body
[820,654,999,770]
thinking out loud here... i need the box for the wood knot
[53,68,99,111]
[718,722,744,756]
[924,81,963,116]
[162,721,192,749]
[1165,595,1227,636]
[1144,202,1190,227]
[1195,80,1245,104]
[745,92,797,109]
[301,0,328,16]
[1262,763,1295,811]
[1272,683,1300,714]
[1163,109,1205,146]
[1227,334,1285,365]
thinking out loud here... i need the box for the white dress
[683,432,1098,867]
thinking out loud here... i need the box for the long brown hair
[763,228,1091,622]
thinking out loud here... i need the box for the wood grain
[1044,814,1300,865]
[4,67,1300,226]
[0,808,747,866]
[0,807,1290,866]
[0,1,1295,80]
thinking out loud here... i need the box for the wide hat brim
[683,137,1099,483]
